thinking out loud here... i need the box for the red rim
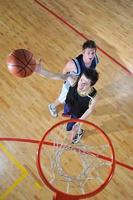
[37,119,115,199]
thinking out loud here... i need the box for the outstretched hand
[34,60,75,80]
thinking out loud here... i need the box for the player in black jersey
[65,68,99,144]
[48,40,99,117]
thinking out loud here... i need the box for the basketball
[6,49,36,77]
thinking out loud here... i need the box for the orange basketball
[6,49,36,77]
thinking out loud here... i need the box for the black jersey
[71,54,99,76]
[65,83,97,118]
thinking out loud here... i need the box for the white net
[39,120,114,196]
[49,143,111,193]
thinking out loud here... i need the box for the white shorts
[58,81,70,103]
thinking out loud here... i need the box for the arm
[80,95,98,120]
[35,61,67,80]
[72,95,98,132]
[62,60,77,74]
[35,60,76,80]
[62,60,78,85]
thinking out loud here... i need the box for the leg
[72,129,84,144]
[62,103,71,117]
[48,101,60,118]
[66,114,77,131]
[66,121,76,131]
[52,99,61,107]
[66,115,84,144]
[48,82,69,117]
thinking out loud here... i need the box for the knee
[66,122,76,131]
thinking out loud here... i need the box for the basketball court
[0,0,133,199]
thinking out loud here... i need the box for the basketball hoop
[37,119,115,200]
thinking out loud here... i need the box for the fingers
[34,59,44,72]
[39,58,42,64]
[38,58,45,65]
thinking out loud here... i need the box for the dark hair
[82,40,97,50]
[82,68,99,86]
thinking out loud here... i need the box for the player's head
[82,40,97,64]
[77,68,99,92]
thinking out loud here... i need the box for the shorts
[58,81,70,103]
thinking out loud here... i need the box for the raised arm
[72,95,98,132]
[62,60,78,85]
[34,60,67,80]
[80,95,98,120]
[35,60,77,81]
[62,60,77,74]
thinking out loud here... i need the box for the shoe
[48,104,58,117]
[72,129,84,144]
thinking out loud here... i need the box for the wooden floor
[0,0,133,199]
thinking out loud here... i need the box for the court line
[34,0,132,76]
[0,143,28,200]
[34,182,42,190]
[0,137,132,171]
